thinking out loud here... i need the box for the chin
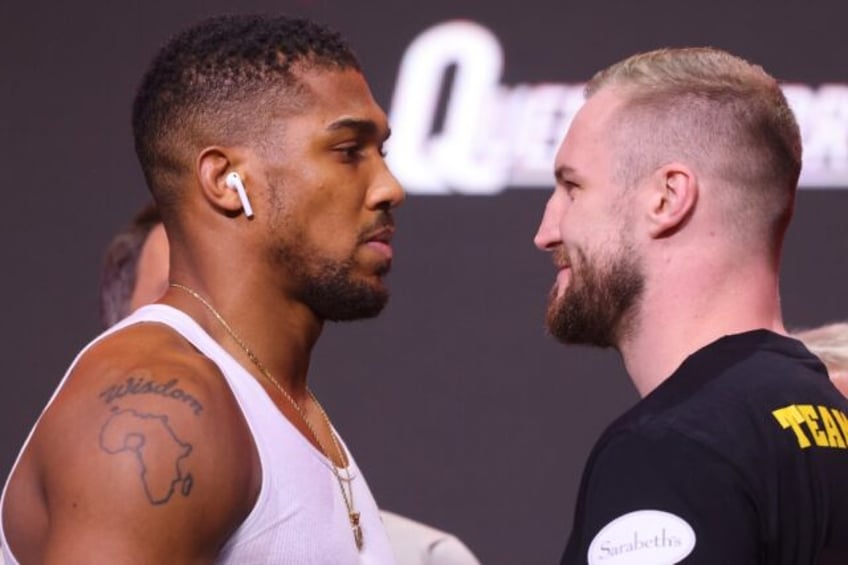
[322,293,389,322]
[374,260,392,278]
[305,276,390,322]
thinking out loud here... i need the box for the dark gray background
[3,1,848,564]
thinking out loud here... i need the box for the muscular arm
[562,429,760,565]
[6,327,258,564]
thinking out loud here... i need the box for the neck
[163,205,329,398]
[618,252,785,397]
[165,266,323,398]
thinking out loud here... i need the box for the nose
[367,161,405,211]
[534,192,564,251]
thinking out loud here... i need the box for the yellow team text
[772,404,848,449]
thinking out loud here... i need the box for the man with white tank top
[92,201,484,565]
[1,13,403,564]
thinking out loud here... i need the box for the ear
[196,147,250,216]
[646,163,698,238]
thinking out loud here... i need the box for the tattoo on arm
[99,376,204,415]
[99,407,195,505]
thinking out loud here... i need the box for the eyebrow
[326,118,391,141]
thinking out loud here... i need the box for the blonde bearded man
[535,47,848,564]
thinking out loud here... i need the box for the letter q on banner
[587,509,696,564]
[386,20,507,194]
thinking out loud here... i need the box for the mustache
[358,212,395,243]
[552,247,570,268]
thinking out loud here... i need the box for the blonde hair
[586,47,801,251]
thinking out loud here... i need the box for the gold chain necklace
[169,282,364,550]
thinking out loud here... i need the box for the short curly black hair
[132,14,361,209]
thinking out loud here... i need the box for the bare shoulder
[5,322,258,563]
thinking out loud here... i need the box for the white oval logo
[587,509,697,564]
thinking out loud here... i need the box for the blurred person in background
[794,322,848,397]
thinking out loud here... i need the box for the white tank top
[1,304,396,565]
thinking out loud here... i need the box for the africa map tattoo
[99,407,194,505]
[99,376,204,415]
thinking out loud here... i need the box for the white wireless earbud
[225,171,254,218]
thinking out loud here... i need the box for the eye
[336,143,366,163]
[562,180,580,200]
[335,142,387,163]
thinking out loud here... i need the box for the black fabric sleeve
[561,428,761,565]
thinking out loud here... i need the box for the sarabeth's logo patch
[587,509,696,564]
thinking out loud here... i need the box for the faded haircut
[586,47,802,250]
[132,14,361,216]
[99,202,161,328]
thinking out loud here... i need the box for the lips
[363,226,394,244]
[362,224,395,261]
[554,265,572,298]
[552,249,572,297]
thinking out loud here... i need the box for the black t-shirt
[561,330,848,565]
